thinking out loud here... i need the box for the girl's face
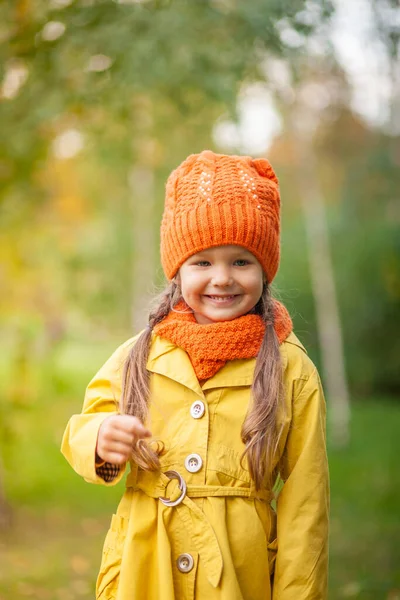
[177,245,264,324]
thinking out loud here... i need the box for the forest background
[0,0,399,599]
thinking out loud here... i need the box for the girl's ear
[173,272,181,286]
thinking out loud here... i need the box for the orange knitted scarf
[153,300,293,381]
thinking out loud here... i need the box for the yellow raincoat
[61,331,329,600]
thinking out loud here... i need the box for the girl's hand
[96,415,152,465]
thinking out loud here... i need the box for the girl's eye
[234,259,249,266]
[196,261,211,267]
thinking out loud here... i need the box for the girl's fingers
[97,416,152,463]
[106,429,151,446]
[104,440,132,456]
[108,431,135,446]
[102,451,128,465]
[113,415,152,438]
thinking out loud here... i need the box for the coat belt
[126,469,273,588]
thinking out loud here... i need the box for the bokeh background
[0,1,399,599]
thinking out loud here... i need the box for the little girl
[62,150,329,600]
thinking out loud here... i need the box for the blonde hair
[121,282,284,489]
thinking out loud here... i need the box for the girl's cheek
[187,272,205,287]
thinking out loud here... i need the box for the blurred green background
[0,1,399,599]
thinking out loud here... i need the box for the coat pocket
[96,514,128,599]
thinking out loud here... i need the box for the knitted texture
[96,461,120,482]
[160,150,281,283]
[153,300,293,381]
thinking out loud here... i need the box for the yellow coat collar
[146,331,307,396]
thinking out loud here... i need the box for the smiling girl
[62,150,329,600]
[178,246,264,324]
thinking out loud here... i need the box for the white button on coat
[190,400,205,419]
[184,453,203,473]
[176,553,194,573]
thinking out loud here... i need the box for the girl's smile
[177,245,264,324]
[204,294,239,303]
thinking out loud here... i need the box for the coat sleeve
[273,367,330,600]
[60,338,136,487]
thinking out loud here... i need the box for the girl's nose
[211,268,233,286]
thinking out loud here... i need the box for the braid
[121,281,181,470]
[241,284,285,489]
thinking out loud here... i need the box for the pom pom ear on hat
[160,150,281,283]
[251,158,279,185]
[198,149,217,167]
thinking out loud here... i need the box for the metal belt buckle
[159,470,187,507]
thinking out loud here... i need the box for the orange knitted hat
[160,150,280,283]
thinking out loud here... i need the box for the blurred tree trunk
[129,97,157,332]
[388,52,400,137]
[0,328,34,526]
[0,469,12,531]
[292,110,350,447]
[129,163,156,331]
